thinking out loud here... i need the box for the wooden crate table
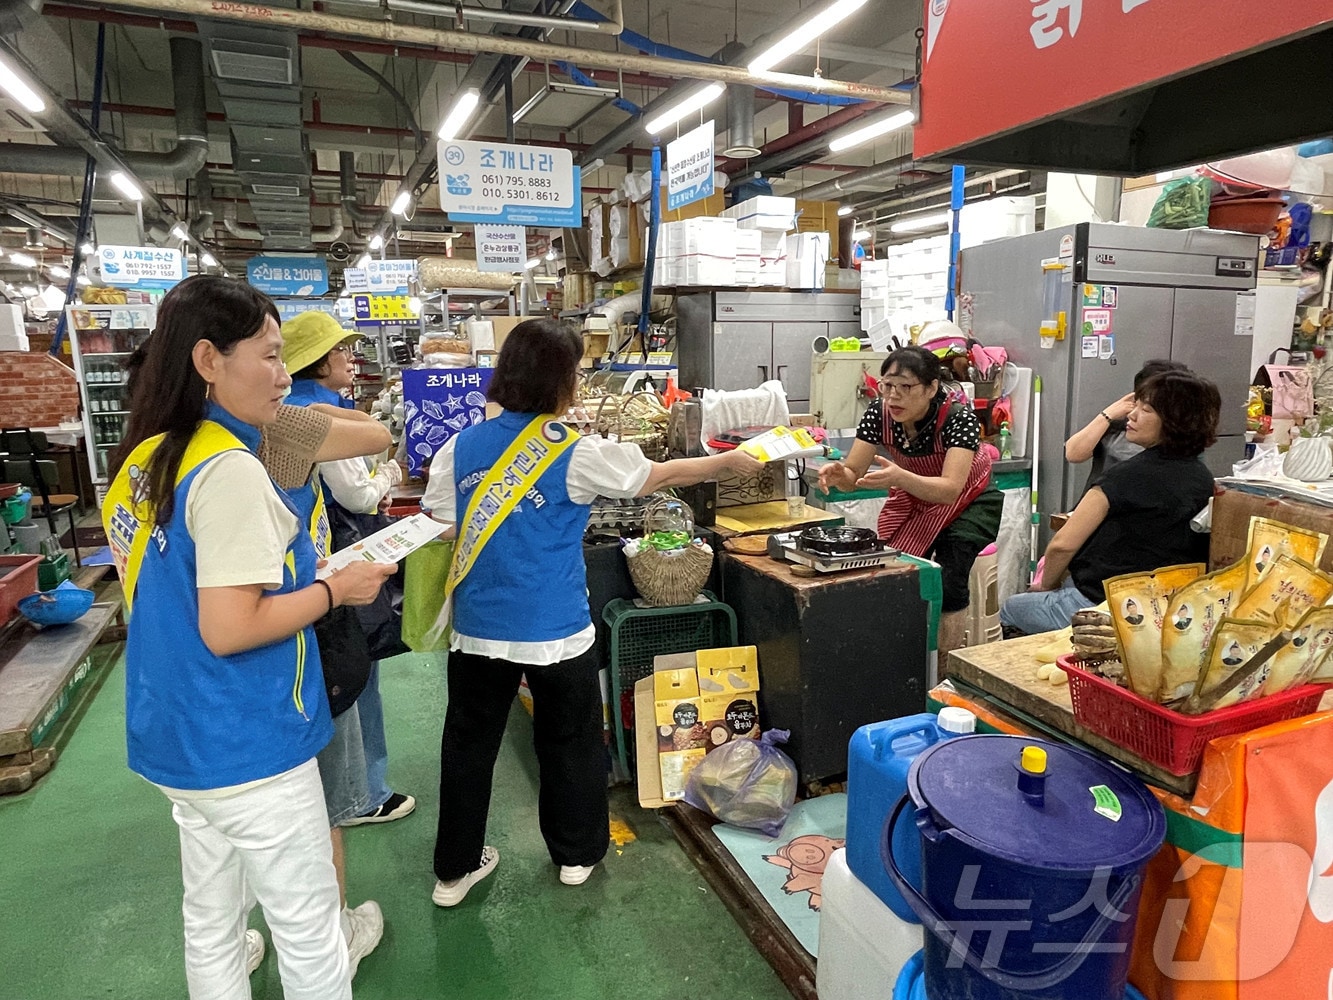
[944,634,1197,795]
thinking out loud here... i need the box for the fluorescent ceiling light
[390,190,412,216]
[437,88,481,140]
[748,0,870,73]
[837,205,854,217]
[109,171,143,201]
[890,211,951,234]
[47,264,69,279]
[355,253,371,269]
[407,295,422,314]
[170,223,189,242]
[368,233,384,251]
[525,258,542,269]
[75,274,89,287]
[545,248,557,260]
[9,252,35,267]
[828,109,916,153]
[201,251,218,268]
[852,229,871,242]
[644,83,725,135]
[0,52,45,114]
[79,241,95,256]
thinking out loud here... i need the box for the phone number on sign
[480,187,562,203]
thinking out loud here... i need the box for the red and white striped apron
[875,402,993,557]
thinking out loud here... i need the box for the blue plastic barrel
[846,710,973,922]
[894,949,1149,1000]
[884,735,1166,1000]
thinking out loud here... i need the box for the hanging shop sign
[437,139,581,227]
[665,121,716,211]
[98,246,185,289]
[914,0,1332,166]
[363,259,418,294]
[475,225,527,272]
[343,268,369,293]
[246,256,329,297]
[353,294,417,324]
[401,367,494,476]
[274,299,349,328]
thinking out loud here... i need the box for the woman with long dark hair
[104,275,395,1000]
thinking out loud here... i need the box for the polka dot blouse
[856,391,982,456]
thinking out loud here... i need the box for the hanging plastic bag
[402,539,453,653]
[1146,176,1212,229]
[683,729,798,837]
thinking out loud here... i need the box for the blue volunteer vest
[451,410,591,643]
[119,402,332,790]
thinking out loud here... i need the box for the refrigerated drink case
[66,304,155,503]
[960,223,1257,522]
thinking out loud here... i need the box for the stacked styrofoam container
[723,197,795,287]
[958,195,1037,250]
[678,217,737,286]
[886,235,951,321]
[859,259,891,332]
[735,229,762,287]
[0,304,27,351]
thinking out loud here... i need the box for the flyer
[317,513,448,579]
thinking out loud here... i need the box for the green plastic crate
[601,591,737,777]
[38,553,70,592]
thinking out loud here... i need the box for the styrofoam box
[817,849,921,1000]
[959,195,1037,250]
[722,196,796,231]
[680,254,735,286]
[0,304,23,343]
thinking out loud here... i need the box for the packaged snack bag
[1232,554,1333,629]
[1158,560,1249,702]
[1194,618,1282,711]
[1244,517,1329,595]
[1262,606,1333,696]
[1105,564,1206,700]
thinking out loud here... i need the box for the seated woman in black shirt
[1000,370,1219,635]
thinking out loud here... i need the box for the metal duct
[793,155,922,201]
[223,201,345,243]
[0,35,207,179]
[722,85,759,159]
[189,170,215,239]
[380,0,623,35]
[339,152,383,225]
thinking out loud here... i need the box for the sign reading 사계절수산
[437,139,580,227]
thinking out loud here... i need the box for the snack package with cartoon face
[1262,606,1333,696]
[1158,560,1249,702]
[1195,618,1280,710]
[1244,516,1330,595]
[1104,564,1206,700]
[1232,553,1333,629]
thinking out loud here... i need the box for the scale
[767,526,900,574]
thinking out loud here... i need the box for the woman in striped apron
[819,345,1002,654]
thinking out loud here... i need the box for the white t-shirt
[186,450,299,590]
[421,433,653,665]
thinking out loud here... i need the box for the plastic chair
[2,428,81,566]
[963,547,1000,647]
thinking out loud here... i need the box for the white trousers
[161,758,351,1000]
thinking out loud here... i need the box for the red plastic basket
[0,554,42,625]
[1057,655,1329,776]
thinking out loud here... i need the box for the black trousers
[433,645,610,882]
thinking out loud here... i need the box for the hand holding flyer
[734,426,824,463]
[317,513,449,579]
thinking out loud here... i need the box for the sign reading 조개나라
[437,139,581,227]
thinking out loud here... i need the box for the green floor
[0,651,792,1000]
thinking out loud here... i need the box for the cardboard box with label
[643,647,762,805]
[654,663,707,801]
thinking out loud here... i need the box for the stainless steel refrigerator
[960,223,1258,523]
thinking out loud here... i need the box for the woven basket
[593,390,669,462]
[627,543,713,607]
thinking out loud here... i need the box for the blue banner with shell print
[400,367,494,476]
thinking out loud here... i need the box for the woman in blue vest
[421,318,761,905]
[105,276,396,1000]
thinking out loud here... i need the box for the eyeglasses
[878,379,922,396]
[330,344,353,356]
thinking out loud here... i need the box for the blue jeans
[1000,576,1097,636]
[357,662,392,810]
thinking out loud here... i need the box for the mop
[1029,375,1042,583]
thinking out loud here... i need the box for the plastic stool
[963,549,1001,647]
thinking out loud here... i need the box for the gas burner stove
[766,527,900,573]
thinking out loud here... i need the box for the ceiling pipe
[792,155,923,201]
[190,171,215,240]
[722,85,760,159]
[223,201,346,243]
[80,0,909,103]
[0,35,207,180]
[719,103,873,178]
[0,203,78,246]
[340,152,383,225]
[376,0,623,35]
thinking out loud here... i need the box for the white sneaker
[244,928,265,974]
[431,846,499,907]
[342,901,384,980]
[559,864,595,886]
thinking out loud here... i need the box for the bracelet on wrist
[315,578,335,613]
[1100,410,1113,423]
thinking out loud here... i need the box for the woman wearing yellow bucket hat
[281,312,415,834]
